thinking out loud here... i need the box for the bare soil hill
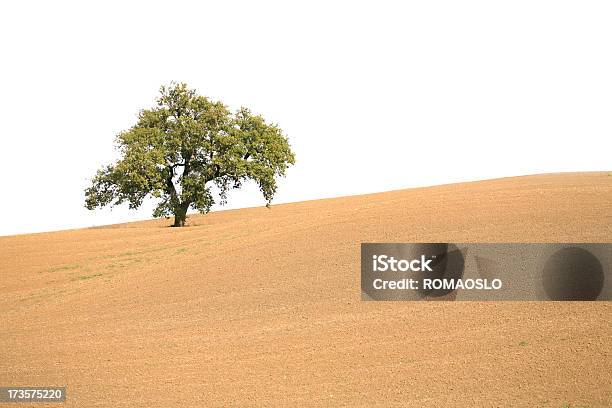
[1,172,611,407]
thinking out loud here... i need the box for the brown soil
[1,172,611,407]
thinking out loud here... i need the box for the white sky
[0,1,610,236]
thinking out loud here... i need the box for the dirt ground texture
[1,172,611,407]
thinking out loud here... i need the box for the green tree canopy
[85,83,295,227]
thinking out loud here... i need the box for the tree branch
[166,167,178,201]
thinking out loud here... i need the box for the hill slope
[1,172,611,407]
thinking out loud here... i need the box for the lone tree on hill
[85,83,295,227]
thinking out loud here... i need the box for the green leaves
[85,82,295,226]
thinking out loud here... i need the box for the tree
[85,83,295,227]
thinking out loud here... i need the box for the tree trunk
[172,202,189,227]
[173,212,186,227]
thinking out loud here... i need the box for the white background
[0,1,610,236]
